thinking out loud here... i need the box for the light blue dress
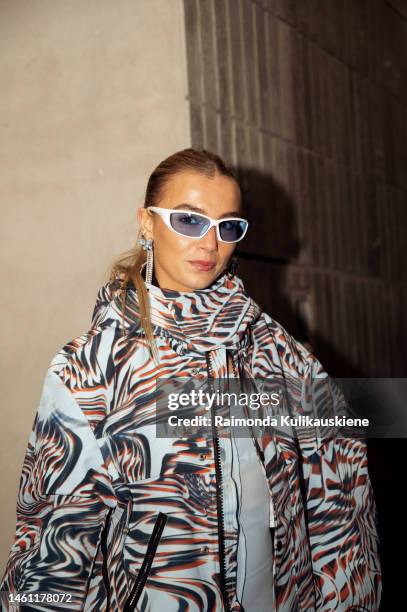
[219,395,275,610]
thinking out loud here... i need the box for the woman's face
[138,171,242,292]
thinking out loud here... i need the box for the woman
[1,148,382,611]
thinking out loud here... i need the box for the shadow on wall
[233,164,379,378]
[233,166,303,337]
[233,165,334,363]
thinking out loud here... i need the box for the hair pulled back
[108,147,239,362]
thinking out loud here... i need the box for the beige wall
[0,0,190,570]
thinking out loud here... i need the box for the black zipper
[205,350,231,612]
[101,507,113,610]
[123,511,168,611]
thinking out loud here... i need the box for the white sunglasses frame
[147,206,249,243]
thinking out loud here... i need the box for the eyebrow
[172,203,242,218]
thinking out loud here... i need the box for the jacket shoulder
[48,323,116,373]
[46,324,122,429]
[255,311,325,378]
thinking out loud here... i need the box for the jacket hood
[91,271,262,354]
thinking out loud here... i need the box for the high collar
[91,271,262,354]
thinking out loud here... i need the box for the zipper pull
[270,494,276,528]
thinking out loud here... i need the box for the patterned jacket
[1,272,382,611]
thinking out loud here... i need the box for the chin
[162,265,227,292]
[195,269,227,289]
[180,271,220,291]
[186,278,214,290]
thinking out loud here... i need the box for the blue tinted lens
[219,219,247,242]
[170,212,210,237]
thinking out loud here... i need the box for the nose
[199,226,218,251]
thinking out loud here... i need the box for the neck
[151,269,160,287]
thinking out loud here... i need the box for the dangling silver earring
[139,236,154,284]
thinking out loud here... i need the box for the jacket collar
[91,271,262,354]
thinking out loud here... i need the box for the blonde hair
[109,147,239,364]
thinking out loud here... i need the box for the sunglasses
[148,207,249,243]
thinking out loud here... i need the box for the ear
[138,208,154,240]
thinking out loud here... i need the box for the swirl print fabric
[1,272,382,611]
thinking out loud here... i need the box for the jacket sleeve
[1,365,117,611]
[298,353,382,611]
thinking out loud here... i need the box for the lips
[188,260,216,271]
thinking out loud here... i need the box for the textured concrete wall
[183,0,407,378]
[0,0,190,570]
